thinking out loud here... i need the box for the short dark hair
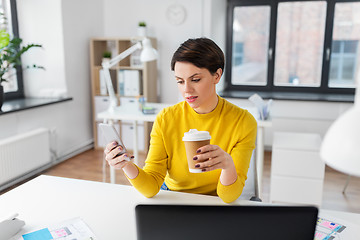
[171,38,225,75]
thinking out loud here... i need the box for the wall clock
[166,4,187,25]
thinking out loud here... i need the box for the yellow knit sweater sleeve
[217,111,257,203]
[127,110,168,198]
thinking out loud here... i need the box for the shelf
[90,37,158,149]
[118,66,143,71]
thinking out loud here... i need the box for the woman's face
[174,62,221,113]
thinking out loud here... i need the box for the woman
[104,38,257,203]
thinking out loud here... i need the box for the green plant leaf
[0,30,10,49]
[103,51,111,58]
[10,37,22,45]
[0,36,43,83]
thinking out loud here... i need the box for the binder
[123,70,141,96]
[118,70,125,96]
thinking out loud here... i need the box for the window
[274,1,326,88]
[0,0,24,100]
[329,1,360,88]
[231,6,270,86]
[329,40,358,87]
[232,42,244,66]
[226,0,359,95]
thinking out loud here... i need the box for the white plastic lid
[182,129,211,141]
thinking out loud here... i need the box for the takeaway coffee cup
[183,129,211,173]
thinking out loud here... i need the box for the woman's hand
[104,141,132,170]
[192,144,235,172]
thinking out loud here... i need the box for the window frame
[3,0,24,100]
[225,0,357,95]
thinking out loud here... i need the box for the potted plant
[0,14,43,109]
[137,21,147,37]
[102,51,111,64]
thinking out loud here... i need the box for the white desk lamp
[101,38,158,112]
[320,80,360,177]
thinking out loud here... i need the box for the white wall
[17,0,67,97]
[0,0,103,160]
[60,0,104,154]
[103,0,212,104]
[203,0,227,92]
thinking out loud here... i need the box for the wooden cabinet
[89,37,157,150]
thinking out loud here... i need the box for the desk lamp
[101,38,158,112]
[320,80,360,177]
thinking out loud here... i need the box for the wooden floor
[2,149,360,213]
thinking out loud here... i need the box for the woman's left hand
[193,144,235,172]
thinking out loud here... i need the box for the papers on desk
[248,93,272,120]
[18,218,96,240]
[315,217,349,240]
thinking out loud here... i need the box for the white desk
[255,119,272,199]
[1,176,359,240]
[97,102,171,183]
[243,107,272,199]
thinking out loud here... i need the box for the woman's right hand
[104,141,132,169]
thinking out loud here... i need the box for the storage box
[270,132,324,206]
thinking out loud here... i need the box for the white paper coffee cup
[183,129,211,173]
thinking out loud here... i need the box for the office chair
[342,175,351,194]
[239,149,262,202]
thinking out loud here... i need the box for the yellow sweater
[128,96,257,203]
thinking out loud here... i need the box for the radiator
[0,128,51,189]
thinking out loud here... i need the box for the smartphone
[99,123,130,161]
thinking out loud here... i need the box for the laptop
[135,204,318,240]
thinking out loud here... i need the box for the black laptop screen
[135,204,318,240]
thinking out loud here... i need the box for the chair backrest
[239,150,261,201]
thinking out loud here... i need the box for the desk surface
[97,102,172,122]
[97,102,272,127]
[1,176,359,240]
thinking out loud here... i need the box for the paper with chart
[18,217,97,240]
[314,217,347,240]
[248,93,272,120]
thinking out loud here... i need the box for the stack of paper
[315,217,348,240]
[18,218,97,240]
[248,93,272,120]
